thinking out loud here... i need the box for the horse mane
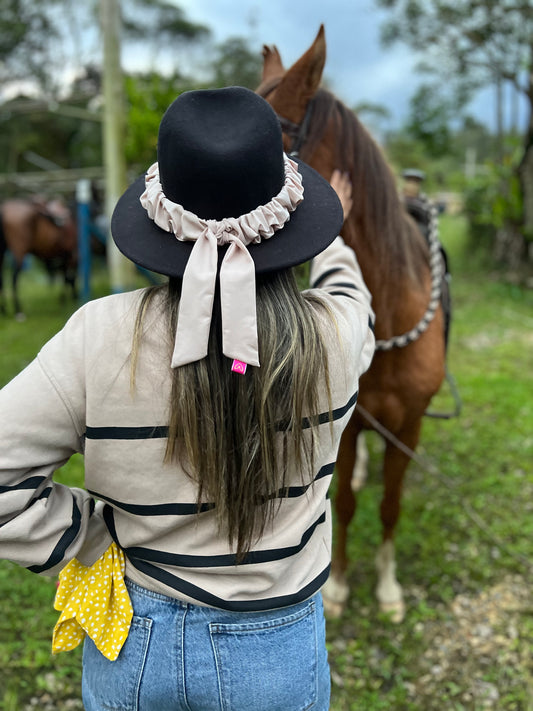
[304,89,429,286]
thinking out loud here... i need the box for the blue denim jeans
[82,579,331,710]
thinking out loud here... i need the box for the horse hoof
[322,597,345,619]
[351,471,367,492]
[379,599,405,623]
[322,575,349,618]
[15,312,27,322]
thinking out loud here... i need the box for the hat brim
[111,158,343,278]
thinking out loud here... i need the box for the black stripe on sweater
[311,267,343,289]
[297,390,358,430]
[86,425,169,440]
[326,290,358,300]
[124,511,326,569]
[327,281,360,291]
[127,558,331,612]
[88,462,335,518]
[84,390,358,440]
[90,493,215,517]
[27,498,82,573]
[0,475,47,494]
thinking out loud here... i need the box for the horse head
[258,26,331,163]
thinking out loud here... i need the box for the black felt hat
[111,87,343,278]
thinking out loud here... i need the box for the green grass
[1,220,532,710]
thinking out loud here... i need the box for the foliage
[124,72,189,169]
[122,33,262,171]
[1,217,532,709]
[383,114,492,193]
[121,0,209,44]
[0,93,102,180]
[463,142,525,253]
[0,0,210,97]
[0,0,62,89]
[376,0,532,98]
[210,36,263,90]
[376,0,533,263]
[0,2,263,191]
[404,84,452,157]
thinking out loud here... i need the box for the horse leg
[322,418,362,617]
[375,418,422,623]
[351,432,369,491]
[65,265,77,301]
[12,260,25,321]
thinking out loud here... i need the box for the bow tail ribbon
[171,231,260,369]
[220,240,260,367]
[172,230,217,368]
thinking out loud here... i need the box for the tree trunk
[493,225,526,269]
[101,0,136,292]
[518,44,533,263]
[495,75,504,162]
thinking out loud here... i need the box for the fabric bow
[140,154,304,369]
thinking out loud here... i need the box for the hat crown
[157,87,285,220]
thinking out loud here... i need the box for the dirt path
[408,575,532,709]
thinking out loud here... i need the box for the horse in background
[257,26,447,621]
[0,197,77,319]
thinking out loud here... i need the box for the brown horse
[0,197,77,319]
[257,26,447,621]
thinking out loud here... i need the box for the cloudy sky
[166,0,525,134]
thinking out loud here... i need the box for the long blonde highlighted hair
[132,268,332,559]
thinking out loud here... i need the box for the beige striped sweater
[0,237,374,611]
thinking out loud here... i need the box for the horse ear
[270,25,326,113]
[261,44,285,82]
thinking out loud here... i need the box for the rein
[373,196,462,419]
[375,194,444,351]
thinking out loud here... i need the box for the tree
[0,0,62,90]
[405,85,452,157]
[0,0,210,97]
[376,0,533,265]
[0,1,210,195]
[124,70,197,169]
[210,37,262,90]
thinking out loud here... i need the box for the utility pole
[101,0,135,292]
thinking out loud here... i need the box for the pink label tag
[231,359,247,375]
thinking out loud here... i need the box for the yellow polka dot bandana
[52,543,133,661]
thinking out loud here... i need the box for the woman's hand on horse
[330,170,352,222]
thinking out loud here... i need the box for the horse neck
[324,110,428,321]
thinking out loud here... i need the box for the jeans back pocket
[209,600,318,711]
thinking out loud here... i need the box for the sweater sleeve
[308,236,375,380]
[0,310,112,576]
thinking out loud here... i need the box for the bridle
[276,99,316,158]
[259,81,315,158]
